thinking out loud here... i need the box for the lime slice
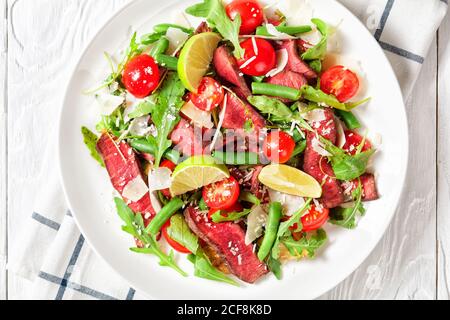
[178,32,222,93]
[170,155,230,196]
[258,165,322,198]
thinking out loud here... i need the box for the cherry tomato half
[237,38,277,77]
[342,130,372,156]
[122,54,160,99]
[203,176,241,210]
[160,160,177,199]
[226,0,264,35]
[208,202,244,220]
[301,205,330,232]
[320,65,360,103]
[162,221,191,254]
[190,77,225,111]
[263,131,296,164]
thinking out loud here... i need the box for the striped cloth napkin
[7,0,448,300]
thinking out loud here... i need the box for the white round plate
[59,0,408,300]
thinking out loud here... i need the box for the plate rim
[58,0,410,300]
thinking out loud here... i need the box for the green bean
[155,54,179,71]
[146,197,184,236]
[141,32,165,45]
[212,151,260,165]
[256,25,312,36]
[153,23,193,35]
[252,76,265,83]
[252,82,301,101]
[149,37,169,58]
[335,110,361,130]
[258,202,283,261]
[130,139,180,164]
[291,140,307,158]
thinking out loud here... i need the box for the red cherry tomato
[162,221,191,254]
[226,0,264,35]
[320,65,360,103]
[191,77,225,111]
[160,160,176,198]
[237,38,277,77]
[203,176,241,210]
[342,131,372,156]
[263,131,296,164]
[208,202,244,220]
[289,205,330,236]
[122,54,160,98]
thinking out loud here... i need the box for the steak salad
[82,0,379,285]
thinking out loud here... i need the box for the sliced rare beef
[195,21,212,34]
[170,118,205,157]
[184,207,269,283]
[213,46,252,98]
[266,69,307,102]
[342,174,379,202]
[97,134,156,225]
[278,40,317,81]
[221,93,265,130]
[303,109,345,208]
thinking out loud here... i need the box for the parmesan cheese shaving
[239,56,257,70]
[166,27,190,55]
[266,49,289,77]
[268,188,306,217]
[335,117,346,148]
[265,23,296,39]
[245,205,268,245]
[96,92,124,116]
[181,101,214,129]
[148,167,172,191]
[311,137,332,157]
[122,176,149,202]
[210,93,227,152]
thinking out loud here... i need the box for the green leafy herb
[248,95,295,122]
[330,182,365,229]
[128,99,155,119]
[153,23,194,35]
[198,198,209,211]
[300,86,371,111]
[81,127,104,167]
[167,214,199,254]
[244,119,254,133]
[148,72,186,167]
[320,137,375,181]
[272,198,313,259]
[239,191,261,206]
[309,59,322,73]
[189,251,240,286]
[96,107,129,138]
[302,19,328,61]
[186,0,244,58]
[212,208,252,223]
[114,198,187,276]
[282,229,327,259]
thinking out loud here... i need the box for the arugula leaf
[149,72,186,167]
[267,255,282,280]
[248,95,294,122]
[114,198,187,276]
[272,198,312,259]
[189,251,240,286]
[186,0,244,58]
[301,85,371,111]
[128,99,155,119]
[330,182,365,229]
[309,59,322,73]
[302,19,328,61]
[282,229,327,259]
[167,214,199,254]
[81,127,104,167]
[96,107,129,137]
[198,198,209,211]
[239,191,261,206]
[211,208,252,223]
[320,137,375,181]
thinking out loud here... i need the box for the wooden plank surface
[1,0,448,300]
[0,0,7,301]
[321,39,438,300]
[5,0,129,300]
[438,9,450,301]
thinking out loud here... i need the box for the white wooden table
[1,0,449,300]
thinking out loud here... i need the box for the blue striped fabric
[21,0,448,301]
